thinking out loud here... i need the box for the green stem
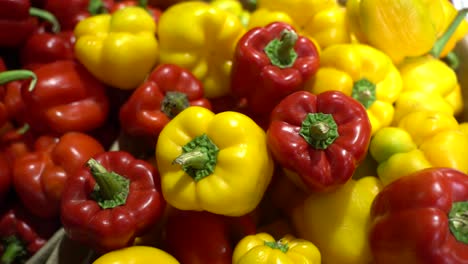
[299,113,339,149]
[161,92,190,119]
[87,158,130,209]
[442,51,460,70]
[29,7,60,33]
[449,201,468,244]
[0,70,37,92]
[173,151,209,169]
[88,0,107,15]
[1,236,27,264]
[138,0,148,7]
[352,78,377,109]
[264,29,298,69]
[16,124,30,135]
[264,240,289,253]
[430,8,468,58]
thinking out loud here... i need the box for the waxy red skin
[267,90,371,192]
[369,167,468,264]
[230,22,320,118]
[0,0,39,47]
[61,151,166,254]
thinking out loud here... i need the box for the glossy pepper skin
[157,1,246,98]
[19,60,109,135]
[44,0,114,31]
[291,176,382,264]
[0,0,38,47]
[92,246,180,264]
[74,6,158,90]
[232,232,321,264]
[163,209,256,264]
[13,132,105,219]
[306,43,402,135]
[119,64,211,146]
[267,90,371,192]
[0,203,60,264]
[156,106,274,216]
[230,22,320,119]
[369,167,468,263]
[110,0,162,25]
[61,151,166,253]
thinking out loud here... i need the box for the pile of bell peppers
[1,0,468,263]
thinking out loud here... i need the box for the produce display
[1,0,468,263]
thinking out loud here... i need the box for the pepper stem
[352,78,377,109]
[29,7,60,33]
[161,92,190,119]
[449,201,468,244]
[172,134,219,182]
[138,0,148,7]
[88,0,107,15]
[87,158,130,209]
[430,8,468,58]
[299,113,339,149]
[0,70,37,92]
[264,240,289,253]
[264,29,298,69]
[442,51,460,70]
[1,236,27,264]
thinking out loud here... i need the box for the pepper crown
[352,78,377,109]
[264,239,289,253]
[264,29,298,69]
[300,113,339,149]
[448,201,468,244]
[1,236,27,264]
[161,91,190,119]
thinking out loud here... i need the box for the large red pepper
[230,22,320,120]
[369,167,468,263]
[12,132,105,219]
[267,90,371,192]
[163,209,256,264]
[61,151,166,253]
[0,203,59,264]
[18,60,109,135]
[44,0,114,31]
[119,64,211,147]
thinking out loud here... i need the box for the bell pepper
[232,232,321,264]
[44,0,114,31]
[369,167,468,263]
[110,0,162,26]
[61,151,166,253]
[291,176,382,264]
[230,22,320,120]
[13,132,105,219]
[92,246,180,264]
[210,0,251,27]
[370,111,468,185]
[119,64,211,147]
[74,6,158,90]
[18,60,109,135]
[246,8,294,30]
[163,209,256,264]
[267,90,371,192]
[157,1,246,98]
[155,106,274,216]
[445,83,464,116]
[0,203,60,264]
[256,0,351,50]
[306,43,403,135]
[0,0,39,47]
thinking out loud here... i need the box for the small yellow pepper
[232,233,321,264]
[74,6,158,90]
[155,106,274,216]
[291,176,382,264]
[92,246,180,264]
[305,43,402,135]
[370,111,468,185]
[157,2,246,98]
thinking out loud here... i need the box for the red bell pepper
[44,0,114,31]
[110,0,162,25]
[0,203,59,264]
[18,60,109,135]
[119,64,211,147]
[12,132,105,219]
[60,151,166,253]
[230,22,320,120]
[369,167,468,264]
[163,209,256,264]
[267,90,371,192]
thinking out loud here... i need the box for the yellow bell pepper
[210,0,250,27]
[74,6,158,90]
[256,0,351,50]
[155,106,274,216]
[291,176,382,264]
[157,1,245,98]
[305,43,402,135]
[445,83,464,116]
[92,246,180,264]
[232,233,321,264]
[370,111,468,185]
[346,0,468,64]
[247,8,295,29]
